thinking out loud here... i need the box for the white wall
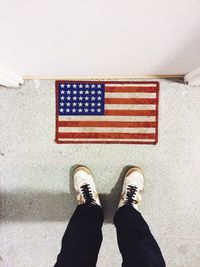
[1,0,200,76]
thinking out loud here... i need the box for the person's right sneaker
[118,166,145,210]
[73,166,101,206]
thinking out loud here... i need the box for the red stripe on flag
[105,87,158,93]
[105,98,157,104]
[104,110,156,116]
[57,121,157,128]
[57,140,156,144]
[57,132,155,139]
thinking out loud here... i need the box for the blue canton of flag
[58,83,105,116]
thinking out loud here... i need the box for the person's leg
[114,205,165,267]
[54,203,104,267]
[114,167,166,267]
[54,166,104,267]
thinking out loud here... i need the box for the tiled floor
[0,79,200,267]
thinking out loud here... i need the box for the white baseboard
[184,66,200,86]
[22,75,184,80]
[0,65,24,88]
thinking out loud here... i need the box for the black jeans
[54,204,166,267]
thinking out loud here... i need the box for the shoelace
[80,184,96,204]
[124,185,138,205]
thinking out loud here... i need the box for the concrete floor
[1,79,200,267]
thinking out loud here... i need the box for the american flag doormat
[55,81,159,144]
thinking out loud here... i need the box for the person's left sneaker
[73,166,101,206]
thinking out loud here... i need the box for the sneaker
[74,166,101,206]
[118,166,144,210]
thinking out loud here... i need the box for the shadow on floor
[0,165,133,223]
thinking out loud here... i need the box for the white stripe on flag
[58,127,156,133]
[105,92,156,98]
[105,84,157,87]
[105,104,156,110]
[58,116,156,122]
